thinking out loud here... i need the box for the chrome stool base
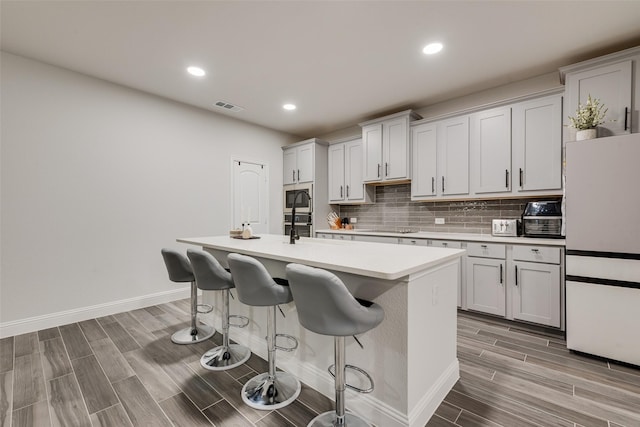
[200,344,250,371]
[241,371,301,410]
[171,323,215,345]
[307,411,371,427]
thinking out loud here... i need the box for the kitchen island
[177,234,465,427]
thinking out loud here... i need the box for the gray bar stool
[286,263,384,427]
[227,253,301,410]
[186,249,251,370]
[160,249,215,344]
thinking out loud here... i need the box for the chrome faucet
[289,189,311,244]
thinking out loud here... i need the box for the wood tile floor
[1,300,639,426]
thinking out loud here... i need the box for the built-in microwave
[283,184,313,213]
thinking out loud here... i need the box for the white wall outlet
[435,218,445,225]
[350,217,357,224]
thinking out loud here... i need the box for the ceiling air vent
[213,101,244,113]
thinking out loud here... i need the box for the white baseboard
[0,288,191,338]
[232,325,458,427]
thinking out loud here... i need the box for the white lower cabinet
[466,243,506,316]
[510,246,562,328]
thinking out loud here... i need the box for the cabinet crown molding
[558,45,640,83]
[281,138,329,150]
[358,109,421,127]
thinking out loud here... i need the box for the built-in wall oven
[284,213,313,238]
[283,183,313,213]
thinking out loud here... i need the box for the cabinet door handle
[377,164,381,178]
[531,248,539,253]
[442,242,448,247]
[519,168,523,187]
[346,185,349,198]
[431,177,435,194]
[515,265,518,287]
[500,263,503,284]
[481,244,488,249]
[505,169,509,188]
[297,169,300,181]
[340,185,343,198]
[624,106,629,131]
[442,176,445,193]
[292,170,295,181]
[385,162,389,177]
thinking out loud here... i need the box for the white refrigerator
[565,133,640,366]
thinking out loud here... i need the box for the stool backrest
[161,248,194,283]
[227,253,292,306]
[286,263,383,336]
[186,249,234,291]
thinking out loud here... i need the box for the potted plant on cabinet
[568,94,608,140]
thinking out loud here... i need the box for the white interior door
[232,160,269,234]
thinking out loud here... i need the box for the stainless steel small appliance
[522,201,562,238]
[491,219,520,237]
[283,183,312,213]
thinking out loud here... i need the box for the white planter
[576,128,597,141]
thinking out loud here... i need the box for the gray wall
[1,52,297,326]
[337,184,561,234]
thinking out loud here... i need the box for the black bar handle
[385,162,389,177]
[346,185,349,198]
[500,264,503,284]
[297,169,300,181]
[505,169,509,188]
[515,265,518,287]
[624,107,629,131]
[442,176,445,193]
[292,170,295,181]
[340,186,343,198]
[432,177,435,194]
[377,164,381,178]
[519,168,523,187]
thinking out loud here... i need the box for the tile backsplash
[336,184,561,234]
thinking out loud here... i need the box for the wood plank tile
[144,305,167,316]
[129,308,168,333]
[434,400,462,423]
[88,338,135,383]
[161,362,222,410]
[96,315,117,326]
[0,337,13,373]
[12,353,46,410]
[77,319,107,343]
[40,337,72,380]
[14,333,39,358]
[201,399,254,427]
[90,404,133,427]
[112,312,142,330]
[426,414,459,426]
[455,409,502,427]
[70,355,118,414]
[255,411,295,427]
[121,325,158,349]
[111,376,172,427]
[0,371,13,427]
[123,349,181,401]
[11,400,50,427]
[158,392,214,426]
[58,324,92,360]
[274,399,319,426]
[296,383,333,415]
[47,373,92,427]
[193,362,267,423]
[99,321,140,353]
[37,328,60,342]
[445,388,540,427]
[574,385,640,423]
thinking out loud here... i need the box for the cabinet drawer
[334,234,354,241]
[512,245,561,264]
[466,242,506,259]
[398,238,428,246]
[428,240,463,249]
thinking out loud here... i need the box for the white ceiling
[2,1,640,138]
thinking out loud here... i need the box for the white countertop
[177,234,465,281]
[316,229,566,246]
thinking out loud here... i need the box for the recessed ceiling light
[187,66,206,77]
[283,104,297,111]
[422,42,443,55]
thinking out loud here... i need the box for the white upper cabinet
[328,143,345,202]
[470,107,512,194]
[564,61,632,137]
[411,122,438,198]
[560,47,640,137]
[438,116,470,196]
[361,110,420,183]
[328,138,373,204]
[283,142,315,184]
[512,95,562,192]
